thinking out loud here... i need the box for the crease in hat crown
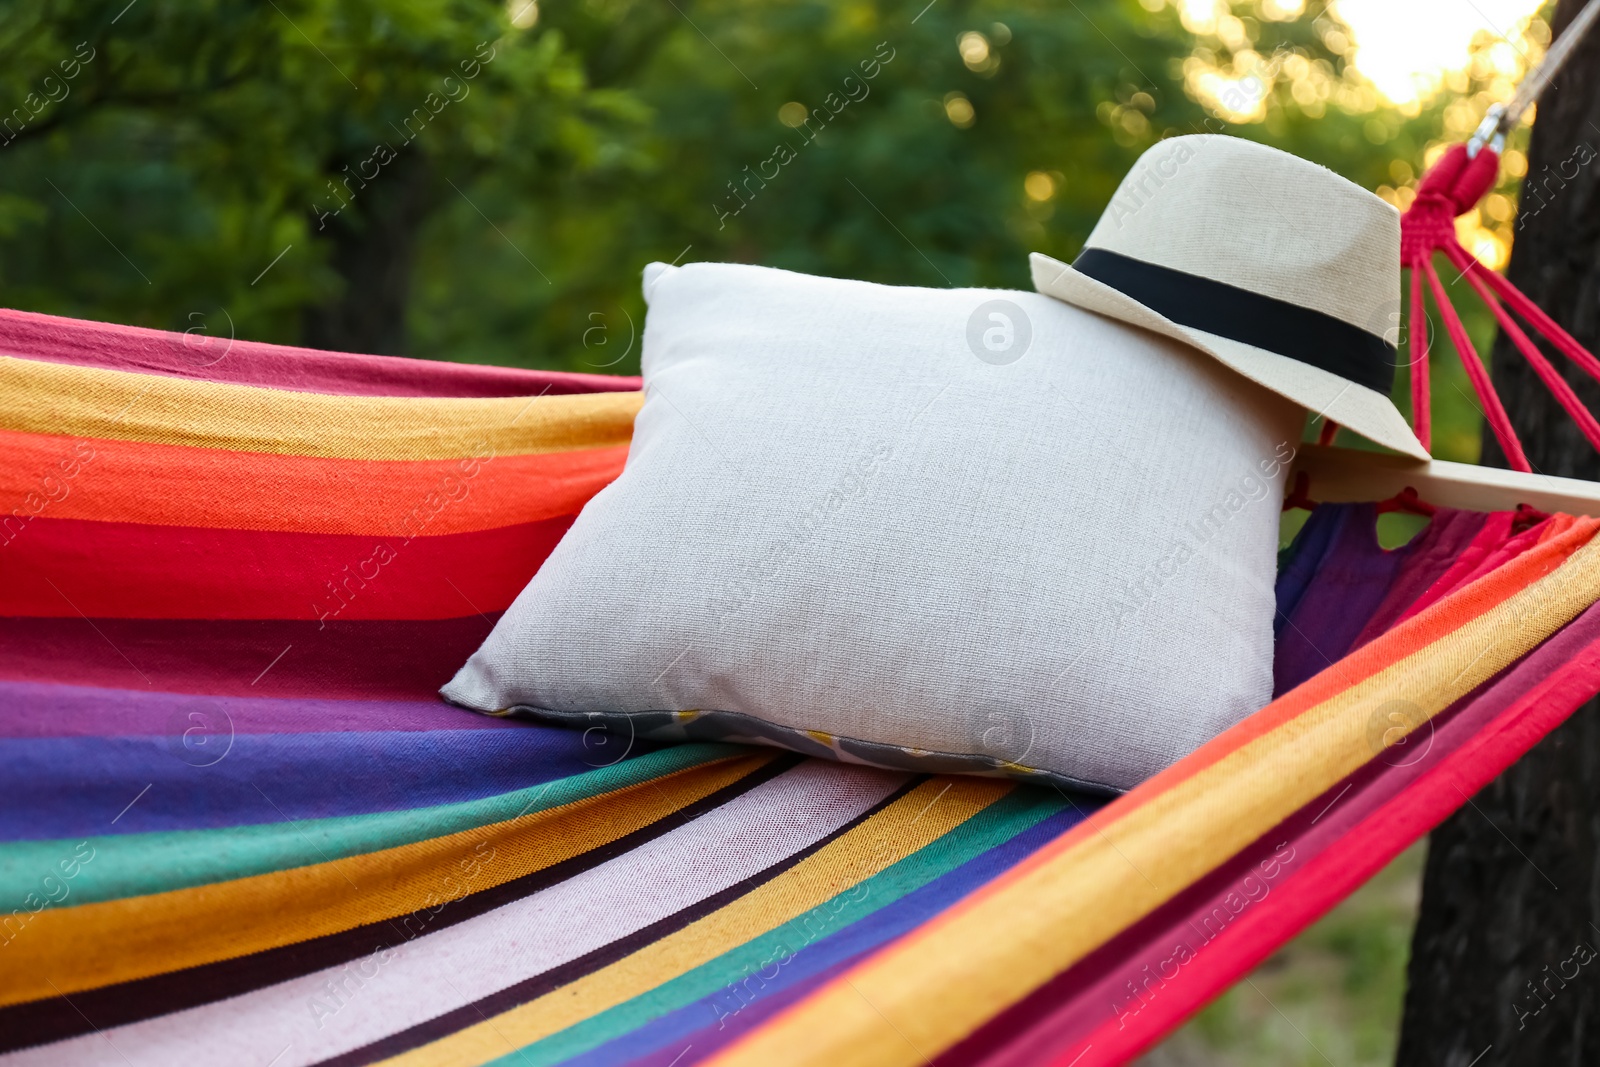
[1083,135,1400,333]
[1030,133,1429,461]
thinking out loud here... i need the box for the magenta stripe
[1350,507,1487,650]
[938,599,1600,1067]
[0,308,640,397]
[0,615,496,699]
[0,679,511,737]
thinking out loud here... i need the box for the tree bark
[1397,3,1600,1064]
[301,146,437,356]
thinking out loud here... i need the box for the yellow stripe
[0,356,642,461]
[374,776,1012,1067]
[0,756,768,1007]
[708,531,1600,1067]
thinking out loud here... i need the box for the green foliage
[1143,843,1425,1067]
[0,0,636,346]
[0,0,1511,472]
[413,0,1231,369]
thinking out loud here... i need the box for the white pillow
[443,262,1301,792]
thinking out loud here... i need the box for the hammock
[4,309,1600,1066]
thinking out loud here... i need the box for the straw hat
[1032,134,1428,460]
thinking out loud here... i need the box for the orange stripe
[935,515,1598,912]
[1538,514,1577,544]
[707,525,1600,1067]
[0,429,629,536]
[0,755,771,1006]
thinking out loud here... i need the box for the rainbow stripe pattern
[4,308,1600,1066]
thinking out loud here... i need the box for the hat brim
[1030,252,1430,462]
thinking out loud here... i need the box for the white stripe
[8,762,907,1066]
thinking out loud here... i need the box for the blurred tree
[419,0,1443,371]
[0,0,1437,372]
[1398,0,1600,1061]
[0,0,644,354]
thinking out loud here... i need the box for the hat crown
[1084,135,1400,336]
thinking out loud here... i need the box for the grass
[1137,842,1426,1067]
[1158,515,1430,1066]
[1140,222,1497,1067]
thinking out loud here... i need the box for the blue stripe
[549,801,1088,1067]
[0,726,646,839]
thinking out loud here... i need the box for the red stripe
[1397,510,1516,622]
[0,307,641,398]
[1059,628,1600,1066]
[0,515,572,619]
[916,518,1595,925]
[0,428,627,535]
[0,616,496,699]
[939,594,1600,1066]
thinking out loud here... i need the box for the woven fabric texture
[446,262,1303,792]
[6,311,1600,1067]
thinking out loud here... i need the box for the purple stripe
[1274,504,1407,696]
[0,308,641,397]
[622,956,868,1067]
[933,593,1600,1067]
[562,808,1084,1067]
[1273,502,1343,630]
[0,725,621,839]
[1350,507,1487,649]
[0,679,514,737]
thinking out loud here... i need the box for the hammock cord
[1396,0,1600,470]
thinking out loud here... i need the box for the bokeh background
[3,0,1560,1061]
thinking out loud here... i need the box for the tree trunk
[1396,3,1600,1065]
[301,146,436,356]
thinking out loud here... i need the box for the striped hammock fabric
[5,308,1600,1066]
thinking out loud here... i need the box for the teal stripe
[0,744,744,908]
[485,787,1066,1067]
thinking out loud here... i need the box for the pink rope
[1397,139,1600,470]
[1422,256,1532,471]
[1461,254,1600,387]
[1407,262,1432,452]
[1444,243,1600,454]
